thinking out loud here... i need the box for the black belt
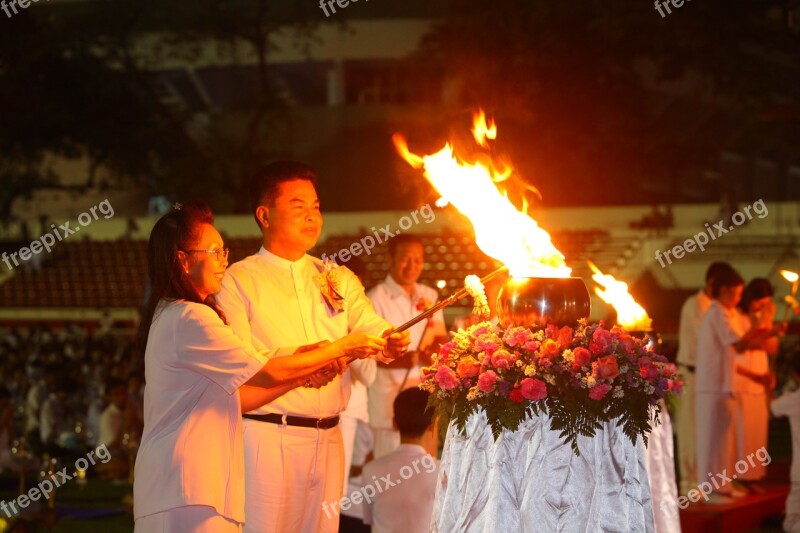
[678,363,696,373]
[243,413,340,430]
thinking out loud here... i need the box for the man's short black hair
[739,278,774,313]
[249,161,318,229]
[706,261,734,283]
[387,234,424,258]
[710,266,744,298]
[393,388,433,438]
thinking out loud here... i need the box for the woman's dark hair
[135,201,226,357]
[710,266,744,298]
[739,278,774,313]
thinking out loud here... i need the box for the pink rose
[504,327,534,348]
[522,340,540,352]
[520,378,548,401]
[439,342,456,357]
[491,349,515,370]
[557,326,574,347]
[594,355,620,381]
[588,383,611,400]
[573,347,592,367]
[475,338,500,357]
[477,370,498,392]
[540,339,560,358]
[434,366,459,390]
[592,328,613,350]
[456,357,481,378]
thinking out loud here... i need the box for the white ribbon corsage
[316,258,345,313]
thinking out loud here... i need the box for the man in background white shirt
[217,161,409,533]
[675,261,729,494]
[367,234,447,458]
[362,388,439,533]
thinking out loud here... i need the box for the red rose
[557,326,574,347]
[509,388,525,403]
[477,370,498,392]
[573,347,591,367]
[588,383,611,400]
[594,355,620,381]
[434,366,459,390]
[520,378,548,401]
[491,349,514,370]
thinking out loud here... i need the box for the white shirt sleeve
[174,303,268,395]
[676,296,697,365]
[712,305,743,348]
[772,390,800,418]
[349,358,377,387]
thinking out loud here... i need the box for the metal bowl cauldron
[496,277,591,329]
[627,330,663,352]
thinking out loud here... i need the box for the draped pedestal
[431,410,655,533]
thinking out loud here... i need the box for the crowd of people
[0,322,143,485]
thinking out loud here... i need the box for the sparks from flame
[393,111,571,279]
[588,261,652,331]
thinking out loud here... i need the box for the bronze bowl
[627,330,663,352]
[496,277,591,329]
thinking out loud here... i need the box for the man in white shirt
[675,262,729,494]
[367,234,447,458]
[217,161,409,533]
[362,388,439,533]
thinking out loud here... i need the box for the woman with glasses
[133,201,386,533]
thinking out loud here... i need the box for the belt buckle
[316,417,325,429]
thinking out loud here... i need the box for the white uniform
[367,276,444,458]
[362,443,439,533]
[675,290,712,493]
[695,301,746,494]
[732,341,769,481]
[771,389,800,532]
[133,301,267,533]
[217,248,390,533]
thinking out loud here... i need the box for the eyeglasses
[184,248,229,262]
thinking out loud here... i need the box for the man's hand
[294,340,331,354]
[383,330,411,360]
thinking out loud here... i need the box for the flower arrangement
[420,320,681,455]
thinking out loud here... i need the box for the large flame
[588,261,652,331]
[781,269,799,283]
[393,111,570,278]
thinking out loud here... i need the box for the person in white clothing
[367,234,447,458]
[734,278,781,486]
[771,353,800,533]
[675,262,730,494]
[695,266,783,501]
[216,162,410,533]
[362,388,439,533]
[133,201,386,533]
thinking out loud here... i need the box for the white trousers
[734,392,768,480]
[242,418,344,533]
[695,392,737,494]
[675,372,697,493]
[134,505,241,533]
[785,484,800,533]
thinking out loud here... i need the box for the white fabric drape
[431,409,655,533]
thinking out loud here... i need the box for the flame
[471,110,497,147]
[588,261,652,331]
[393,112,570,278]
[781,269,799,283]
